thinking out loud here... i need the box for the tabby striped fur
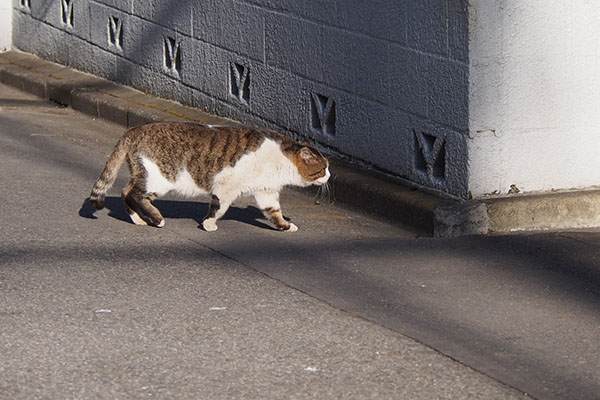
[90,122,330,231]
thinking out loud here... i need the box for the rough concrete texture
[433,201,489,237]
[484,190,600,233]
[10,0,470,198]
[0,1,11,51]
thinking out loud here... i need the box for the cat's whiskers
[314,181,334,204]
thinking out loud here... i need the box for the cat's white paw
[129,212,148,226]
[285,223,298,232]
[156,219,165,228]
[202,219,218,232]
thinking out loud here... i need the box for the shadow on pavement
[78,197,276,231]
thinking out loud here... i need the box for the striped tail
[90,136,130,210]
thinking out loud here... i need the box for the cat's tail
[90,135,130,210]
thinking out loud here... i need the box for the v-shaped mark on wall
[108,16,123,49]
[230,63,250,103]
[60,0,74,27]
[415,131,446,181]
[164,37,181,74]
[311,93,336,137]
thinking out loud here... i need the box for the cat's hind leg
[254,191,297,232]
[122,182,148,226]
[140,194,165,227]
[122,183,165,227]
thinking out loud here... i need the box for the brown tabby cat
[90,122,330,232]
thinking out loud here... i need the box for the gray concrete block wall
[11,0,469,198]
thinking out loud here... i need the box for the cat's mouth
[313,168,331,185]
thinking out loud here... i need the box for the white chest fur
[212,138,303,195]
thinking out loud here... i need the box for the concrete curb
[483,189,600,233]
[0,51,234,127]
[1,50,596,237]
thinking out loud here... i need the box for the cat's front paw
[284,223,298,232]
[202,219,218,232]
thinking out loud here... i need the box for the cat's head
[293,146,330,186]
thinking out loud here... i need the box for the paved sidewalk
[2,55,600,399]
[0,82,529,399]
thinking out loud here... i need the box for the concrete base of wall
[435,190,600,236]
[483,190,600,233]
[2,50,599,237]
[0,0,11,51]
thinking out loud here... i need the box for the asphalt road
[1,82,598,399]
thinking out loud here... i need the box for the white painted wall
[468,0,600,198]
[0,0,11,51]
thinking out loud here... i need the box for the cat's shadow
[78,196,276,231]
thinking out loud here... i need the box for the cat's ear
[300,139,311,146]
[299,147,316,162]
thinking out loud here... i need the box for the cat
[90,122,330,232]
